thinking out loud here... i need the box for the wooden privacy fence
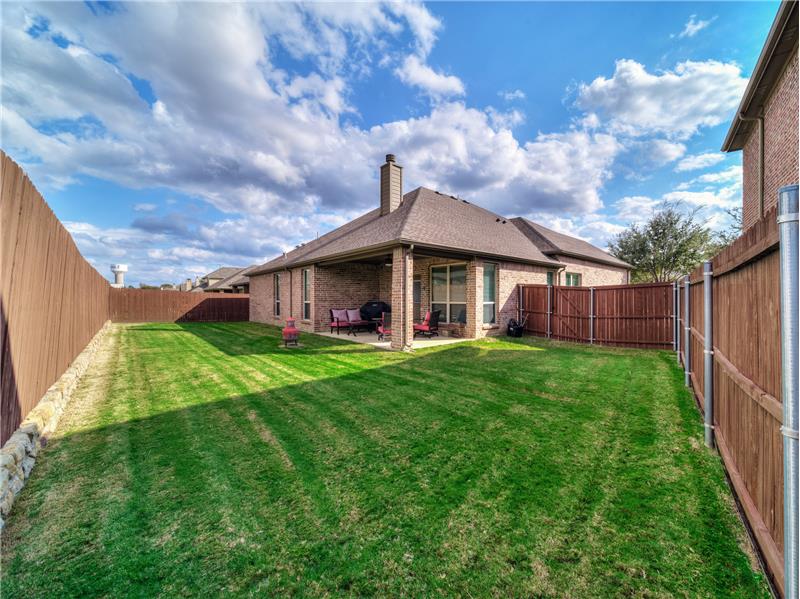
[678,208,784,596]
[1,153,251,444]
[1,153,111,444]
[110,289,249,322]
[519,282,674,349]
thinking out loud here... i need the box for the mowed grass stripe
[1,322,771,597]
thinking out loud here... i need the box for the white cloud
[675,15,716,39]
[499,89,525,101]
[663,187,740,209]
[133,203,157,212]
[675,152,725,172]
[696,164,741,184]
[394,54,465,98]
[576,59,747,139]
[642,139,687,166]
[614,195,661,225]
[4,3,725,284]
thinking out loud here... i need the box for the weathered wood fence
[678,208,784,595]
[110,289,249,322]
[519,282,674,348]
[1,153,111,444]
[1,153,250,444]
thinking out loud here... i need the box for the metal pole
[703,261,714,449]
[684,275,691,387]
[672,281,677,352]
[546,284,552,338]
[676,279,681,363]
[589,287,595,344]
[778,183,799,599]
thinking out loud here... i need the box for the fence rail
[519,282,674,349]
[678,207,784,596]
[1,153,250,444]
[110,289,249,322]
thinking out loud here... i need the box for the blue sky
[1,1,779,286]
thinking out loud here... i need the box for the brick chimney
[380,154,403,216]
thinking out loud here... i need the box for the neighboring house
[207,266,253,294]
[722,0,798,229]
[249,154,630,350]
[228,267,253,294]
[190,267,246,293]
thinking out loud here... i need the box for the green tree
[608,202,718,283]
[713,206,743,248]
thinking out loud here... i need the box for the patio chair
[330,309,350,334]
[376,312,391,341]
[413,309,441,338]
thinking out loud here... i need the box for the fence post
[671,281,676,352]
[684,274,691,387]
[675,279,681,363]
[546,285,552,338]
[778,184,799,599]
[703,261,714,449]
[589,287,595,344]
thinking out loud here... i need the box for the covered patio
[311,244,495,351]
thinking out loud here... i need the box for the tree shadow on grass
[0,340,768,598]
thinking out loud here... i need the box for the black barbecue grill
[360,300,391,320]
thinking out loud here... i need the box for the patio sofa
[330,308,373,335]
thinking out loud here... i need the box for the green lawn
[1,323,769,597]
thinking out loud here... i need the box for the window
[274,274,281,316]
[302,269,311,320]
[483,263,497,324]
[546,271,555,286]
[431,264,467,324]
[565,272,582,287]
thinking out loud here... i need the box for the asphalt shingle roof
[206,266,245,281]
[511,218,631,268]
[251,187,628,275]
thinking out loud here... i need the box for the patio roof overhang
[253,240,565,273]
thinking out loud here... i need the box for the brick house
[249,154,630,350]
[722,0,798,229]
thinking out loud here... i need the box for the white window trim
[565,272,582,287]
[430,262,468,324]
[483,262,497,324]
[274,273,281,317]
[302,268,311,321]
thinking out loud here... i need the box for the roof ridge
[396,187,424,240]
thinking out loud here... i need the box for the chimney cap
[385,154,396,163]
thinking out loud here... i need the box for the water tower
[110,264,128,288]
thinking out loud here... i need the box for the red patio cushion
[332,309,348,322]
[346,309,361,322]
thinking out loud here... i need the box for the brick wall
[252,254,626,340]
[249,271,293,327]
[312,263,383,332]
[495,261,549,335]
[555,256,629,286]
[742,50,799,229]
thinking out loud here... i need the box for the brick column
[465,259,482,339]
[390,247,413,351]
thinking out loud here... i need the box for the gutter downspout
[778,184,799,599]
[739,113,765,220]
[405,245,414,351]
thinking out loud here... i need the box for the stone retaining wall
[0,320,112,531]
